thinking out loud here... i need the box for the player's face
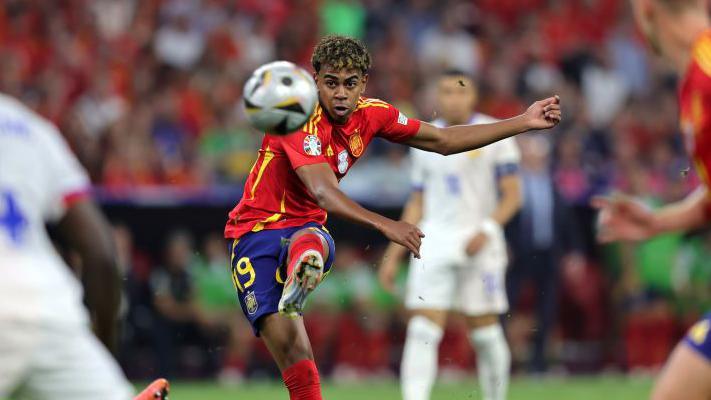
[314,65,368,123]
[436,76,477,125]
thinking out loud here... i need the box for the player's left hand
[465,232,489,256]
[592,194,657,243]
[524,95,561,130]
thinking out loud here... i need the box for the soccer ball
[243,61,318,135]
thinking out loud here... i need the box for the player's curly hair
[311,35,371,74]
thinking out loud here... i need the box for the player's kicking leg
[651,315,711,400]
[229,224,335,400]
[279,228,331,318]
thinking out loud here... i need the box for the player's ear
[630,0,653,32]
[361,73,369,91]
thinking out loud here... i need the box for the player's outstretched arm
[295,163,425,258]
[593,187,711,243]
[378,191,424,292]
[406,96,561,155]
[57,199,121,353]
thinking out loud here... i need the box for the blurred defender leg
[18,324,133,400]
[401,254,455,400]
[259,313,322,400]
[401,310,446,400]
[468,315,510,400]
[650,343,711,400]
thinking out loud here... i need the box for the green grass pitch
[144,376,653,399]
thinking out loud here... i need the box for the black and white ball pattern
[243,61,318,135]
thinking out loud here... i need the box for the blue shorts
[228,223,335,336]
[683,312,711,362]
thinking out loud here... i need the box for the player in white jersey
[379,71,521,400]
[0,93,168,400]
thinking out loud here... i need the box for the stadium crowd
[3,0,710,380]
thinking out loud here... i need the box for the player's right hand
[591,194,657,243]
[380,220,425,259]
[524,95,561,130]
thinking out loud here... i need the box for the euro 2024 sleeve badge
[303,134,322,156]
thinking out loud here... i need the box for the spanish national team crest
[349,130,364,157]
[303,135,322,156]
[245,291,258,315]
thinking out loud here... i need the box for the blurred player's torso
[680,29,711,186]
[225,97,419,239]
[412,114,520,257]
[0,94,90,326]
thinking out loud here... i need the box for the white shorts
[405,230,509,316]
[0,320,133,400]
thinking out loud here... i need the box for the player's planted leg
[401,311,446,400]
[469,315,510,400]
[279,228,330,318]
[259,313,322,400]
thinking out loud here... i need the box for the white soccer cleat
[278,250,324,318]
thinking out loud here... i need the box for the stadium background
[1,0,707,397]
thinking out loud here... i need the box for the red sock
[287,231,325,276]
[282,359,322,400]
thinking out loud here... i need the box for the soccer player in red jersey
[595,1,711,399]
[225,35,561,399]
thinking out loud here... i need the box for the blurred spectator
[150,230,215,378]
[191,233,254,383]
[582,50,630,129]
[154,13,205,70]
[312,243,397,380]
[506,134,583,373]
[418,2,480,76]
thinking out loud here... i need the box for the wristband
[479,218,500,238]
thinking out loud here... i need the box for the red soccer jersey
[224,97,421,240]
[680,29,711,190]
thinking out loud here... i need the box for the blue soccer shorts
[228,223,335,336]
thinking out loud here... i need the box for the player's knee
[407,315,444,345]
[468,314,499,329]
[289,228,330,260]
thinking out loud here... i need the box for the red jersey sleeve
[278,130,328,170]
[369,101,421,143]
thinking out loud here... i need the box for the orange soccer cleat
[133,378,170,400]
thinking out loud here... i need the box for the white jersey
[411,113,521,257]
[0,94,91,327]
[405,113,520,315]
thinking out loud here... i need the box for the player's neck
[667,11,710,75]
[443,113,474,126]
